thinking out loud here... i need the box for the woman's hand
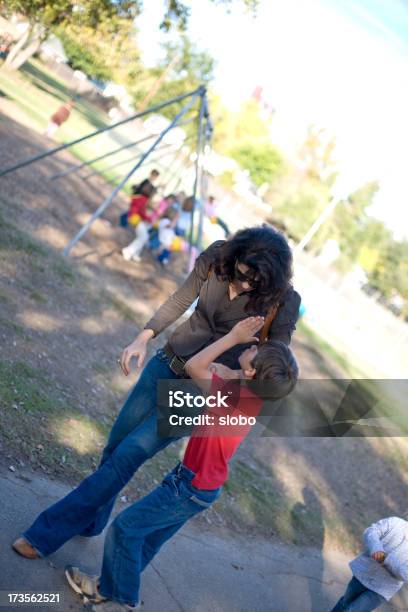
[119,329,154,375]
[228,316,264,345]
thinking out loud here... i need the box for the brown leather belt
[163,343,187,377]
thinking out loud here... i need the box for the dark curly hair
[212,226,293,314]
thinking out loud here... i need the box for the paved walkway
[1,468,407,612]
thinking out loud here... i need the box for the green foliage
[298,124,337,185]
[368,239,408,301]
[210,96,283,188]
[57,28,112,81]
[159,0,259,31]
[229,141,283,187]
[314,181,380,268]
[146,35,214,127]
[270,176,331,242]
[1,0,140,29]
[56,18,145,88]
[211,97,271,153]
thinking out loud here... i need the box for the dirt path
[2,466,407,612]
[1,114,408,557]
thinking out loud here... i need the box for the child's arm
[364,518,393,562]
[185,316,264,391]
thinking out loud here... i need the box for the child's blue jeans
[331,576,386,612]
[98,462,221,606]
[23,349,182,557]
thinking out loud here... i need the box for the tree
[229,141,283,187]
[57,17,145,87]
[159,0,259,31]
[1,0,258,70]
[0,0,140,70]
[268,175,332,242]
[211,97,272,154]
[315,181,380,270]
[298,124,337,185]
[144,34,215,137]
[368,239,408,303]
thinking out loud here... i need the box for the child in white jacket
[331,516,408,611]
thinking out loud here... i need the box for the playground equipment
[0,86,213,258]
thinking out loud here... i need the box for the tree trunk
[7,37,41,70]
[3,27,31,68]
[3,23,44,71]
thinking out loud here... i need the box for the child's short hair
[141,183,156,197]
[182,196,195,212]
[250,340,298,401]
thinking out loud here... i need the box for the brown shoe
[12,537,40,559]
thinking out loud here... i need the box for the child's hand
[371,551,386,563]
[229,317,264,344]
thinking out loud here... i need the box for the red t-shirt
[51,104,71,126]
[183,373,263,490]
[128,195,152,222]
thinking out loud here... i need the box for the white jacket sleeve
[384,552,408,582]
[363,518,392,554]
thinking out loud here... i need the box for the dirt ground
[1,114,407,556]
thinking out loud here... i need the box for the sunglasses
[234,261,260,288]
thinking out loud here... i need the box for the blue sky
[137,0,408,239]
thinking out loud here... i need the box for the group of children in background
[121,169,228,267]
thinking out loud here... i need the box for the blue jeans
[98,462,221,606]
[331,577,386,612]
[23,349,181,557]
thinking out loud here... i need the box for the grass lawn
[0,58,180,194]
[298,320,407,435]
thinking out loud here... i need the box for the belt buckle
[169,354,178,372]
[170,354,185,377]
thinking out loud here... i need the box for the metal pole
[188,89,207,252]
[63,89,201,256]
[160,147,189,192]
[50,133,157,181]
[84,133,194,181]
[172,164,192,193]
[294,197,341,254]
[104,140,190,185]
[138,54,180,112]
[196,116,213,250]
[49,116,197,181]
[0,87,202,178]
[82,141,176,180]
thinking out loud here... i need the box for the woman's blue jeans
[98,463,221,606]
[23,349,181,557]
[331,577,386,612]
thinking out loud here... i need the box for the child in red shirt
[121,183,156,262]
[65,317,298,610]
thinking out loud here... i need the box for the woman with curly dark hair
[13,225,301,561]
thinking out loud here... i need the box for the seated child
[176,195,194,238]
[205,195,231,237]
[121,183,156,262]
[131,169,160,197]
[155,206,188,266]
[64,317,298,611]
[331,516,408,611]
[149,193,177,225]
